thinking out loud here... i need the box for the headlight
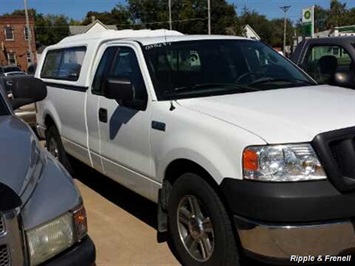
[243,144,326,182]
[27,204,87,266]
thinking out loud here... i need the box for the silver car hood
[0,115,41,198]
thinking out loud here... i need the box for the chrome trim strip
[36,124,46,140]
[235,215,355,259]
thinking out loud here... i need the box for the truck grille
[312,126,355,193]
[0,245,10,266]
[329,137,355,178]
[0,211,24,266]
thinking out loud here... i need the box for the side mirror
[9,76,47,109]
[105,78,134,101]
[0,183,22,211]
[334,72,355,89]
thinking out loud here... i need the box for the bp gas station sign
[302,7,314,37]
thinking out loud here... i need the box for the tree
[344,8,355,25]
[127,0,237,34]
[269,18,293,47]
[237,7,273,43]
[81,5,131,29]
[313,1,355,31]
[111,5,132,29]
[35,14,69,45]
[328,0,347,27]
[314,5,328,32]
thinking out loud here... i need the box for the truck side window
[93,47,147,101]
[92,47,118,95]
[41,47,86,81]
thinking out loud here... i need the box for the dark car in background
[0,66,25,76]
[291,36,355,88]
[0,76,96,266]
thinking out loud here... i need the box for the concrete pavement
[75,178,179,266]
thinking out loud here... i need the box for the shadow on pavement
[70,156,158,230]
[69,156,353,266]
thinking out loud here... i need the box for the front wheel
[168,173,239,266]
[46,125,72,173]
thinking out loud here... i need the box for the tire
[46,125,72,173]
[168,173,239,266]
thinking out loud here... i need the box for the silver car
[0,76,95,266]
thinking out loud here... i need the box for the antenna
[163,29,176,111]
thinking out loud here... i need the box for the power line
[34,17,208,29]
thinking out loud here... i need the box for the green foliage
[237,7,271,41]
[313,1,355,32]
[35,14,69,45]
[127,0,237,34]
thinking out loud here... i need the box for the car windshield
[143,40,316,100]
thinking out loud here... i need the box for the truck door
[88,45,154,198]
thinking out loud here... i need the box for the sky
[1,0,355,23]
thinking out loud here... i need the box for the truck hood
[177,85,355,143]
[0,115,41,197]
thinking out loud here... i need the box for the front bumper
[220,178,355,262]
[44,236,96,266]
[235,215,355,262]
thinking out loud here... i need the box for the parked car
[0,76,95,266]
[0,66,23,76]
[0,76,36,127]
[291,36,355,88]
[36,30,355,266]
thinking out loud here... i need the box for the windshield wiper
[250,77,315,86]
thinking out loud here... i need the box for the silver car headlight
[27,204,88,266]
[243,144,326,182]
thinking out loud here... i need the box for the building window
[4,26,14,40]
[26,51,31,64]
[8,53,17,65]
[24,27,29,40]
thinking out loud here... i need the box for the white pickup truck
[36,29,355,265]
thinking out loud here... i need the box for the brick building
[0,15,37,71]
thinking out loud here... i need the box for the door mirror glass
[105,78,134,101]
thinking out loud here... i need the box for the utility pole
[280,5,290,56]
[24,0,34,65]
[168,0,172,30]
[207,0,211,34]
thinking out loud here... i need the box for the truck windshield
[143,40,316,100]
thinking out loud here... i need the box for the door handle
[98,108,108,123]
